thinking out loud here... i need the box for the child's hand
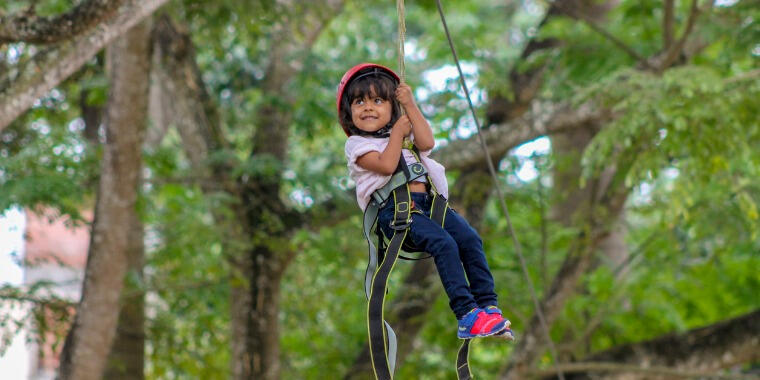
[391,115,412,137]
[395,83,416,109]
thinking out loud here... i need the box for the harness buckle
[389,218,412,231]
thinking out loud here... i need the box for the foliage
[1,0,759,378]
[141,141,234,379]
[0,283,75,359]
[580,66,760,233]
[0,77,100,221]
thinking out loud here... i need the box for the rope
[433,1,566,379]
[396,0,406,82]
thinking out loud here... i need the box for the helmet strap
[350,125,391,138]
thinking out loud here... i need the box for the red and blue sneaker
[483,306,515,341]
[457,307,509,339]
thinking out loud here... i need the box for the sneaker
[483,306,515,341]
[457,307,508,339]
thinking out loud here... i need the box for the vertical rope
[434,1,566,379]
[396,0,406,83]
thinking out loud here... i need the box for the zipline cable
[432,1,567,379]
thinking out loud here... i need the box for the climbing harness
[361,144,453,379]
[357,119,480,380]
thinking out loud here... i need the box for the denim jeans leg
[442,209,498,308]
[378,197,477,319]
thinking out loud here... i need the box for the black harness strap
[457,339,472,379]
[368,186,410,379]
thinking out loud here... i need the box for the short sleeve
[345,136,382,166]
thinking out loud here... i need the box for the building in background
[0,208,29,379]
[0,208,89,380]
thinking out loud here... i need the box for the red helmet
[336,63,400,136]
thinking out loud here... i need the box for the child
[338,63,513,340]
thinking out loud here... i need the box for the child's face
[350,86,392,133]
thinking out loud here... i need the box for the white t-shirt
[345,134,449,210]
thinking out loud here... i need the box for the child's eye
[353,99,364,105]
[374,98,384,104]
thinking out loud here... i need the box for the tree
[58,19,151,380]
[146,3,345,377]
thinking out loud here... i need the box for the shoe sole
[494,326,515,341]
[494,319,515,340]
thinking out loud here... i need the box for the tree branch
[725,68,760,84]
[658,0,701,70]
[151,14,221,169]
[663,0,675,50]
[556,231,658,358]
[433,100,609,170]
[0,287,76,308]
[553,1,650,67]
[566,309,760,378]
[0,0,170,131]
[533,361,757,379]
[0,0,126,44]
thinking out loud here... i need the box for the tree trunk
[103,208,145,380]
[149,16,254,379]
[229,3,344,378]
[234,68,294,380]
[58,19,150,380]
[0,0,169,131]
[147,5,345,378]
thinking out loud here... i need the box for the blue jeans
[378,192,498,319]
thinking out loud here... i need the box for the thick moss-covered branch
[534,362,756,379]
[433,101,608,170]
[580,309,759,376]
[0,0,169,131]
[533,309,760,379]
[0,0,125,44]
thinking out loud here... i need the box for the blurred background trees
[0,0,758,379]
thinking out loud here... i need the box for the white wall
[0,207,30,380]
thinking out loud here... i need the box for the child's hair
[339,68,401,137]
